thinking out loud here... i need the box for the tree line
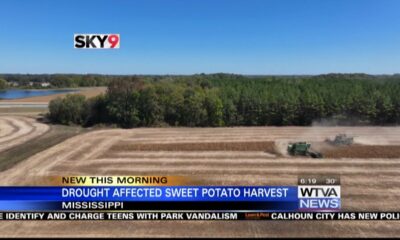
[0,78,7,90]
[0,74,110,88]
[48,73,400,127]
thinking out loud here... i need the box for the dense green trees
[138,87,161,126]
[0,78,7,89]
[48,94,87,125]
[204,89,224,127]
[48,73,400,127]
[105,77,143,128]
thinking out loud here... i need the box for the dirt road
[1,126,400,237]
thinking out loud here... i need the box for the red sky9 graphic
[74,34,120,49]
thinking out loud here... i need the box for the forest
[47,73,400,127]
[0,78,7,89]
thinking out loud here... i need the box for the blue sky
[0,0,399,74]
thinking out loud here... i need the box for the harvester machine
[287,142,323,158]
[326,134,354,146]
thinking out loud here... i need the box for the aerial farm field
[0,116,400,237]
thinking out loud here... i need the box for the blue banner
[0,186,297,202]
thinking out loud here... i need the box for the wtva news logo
[298,185,341,211]
[74,34,120,49]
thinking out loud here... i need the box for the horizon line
[1,72,400,76]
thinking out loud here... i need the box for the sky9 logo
[74,34,120,49]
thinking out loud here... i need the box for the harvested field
[111,141,277,153]
[0,116,49,153]
[323,145,400,158]
[1,126,400,237]
[0,107,47,114]
[0,124,86,171]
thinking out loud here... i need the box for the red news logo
[74,34,120,49]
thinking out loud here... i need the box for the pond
[0,89,76,100]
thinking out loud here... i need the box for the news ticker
[2,212,400,221]
[0,175,342,218]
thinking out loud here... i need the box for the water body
[0,89,76,100]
